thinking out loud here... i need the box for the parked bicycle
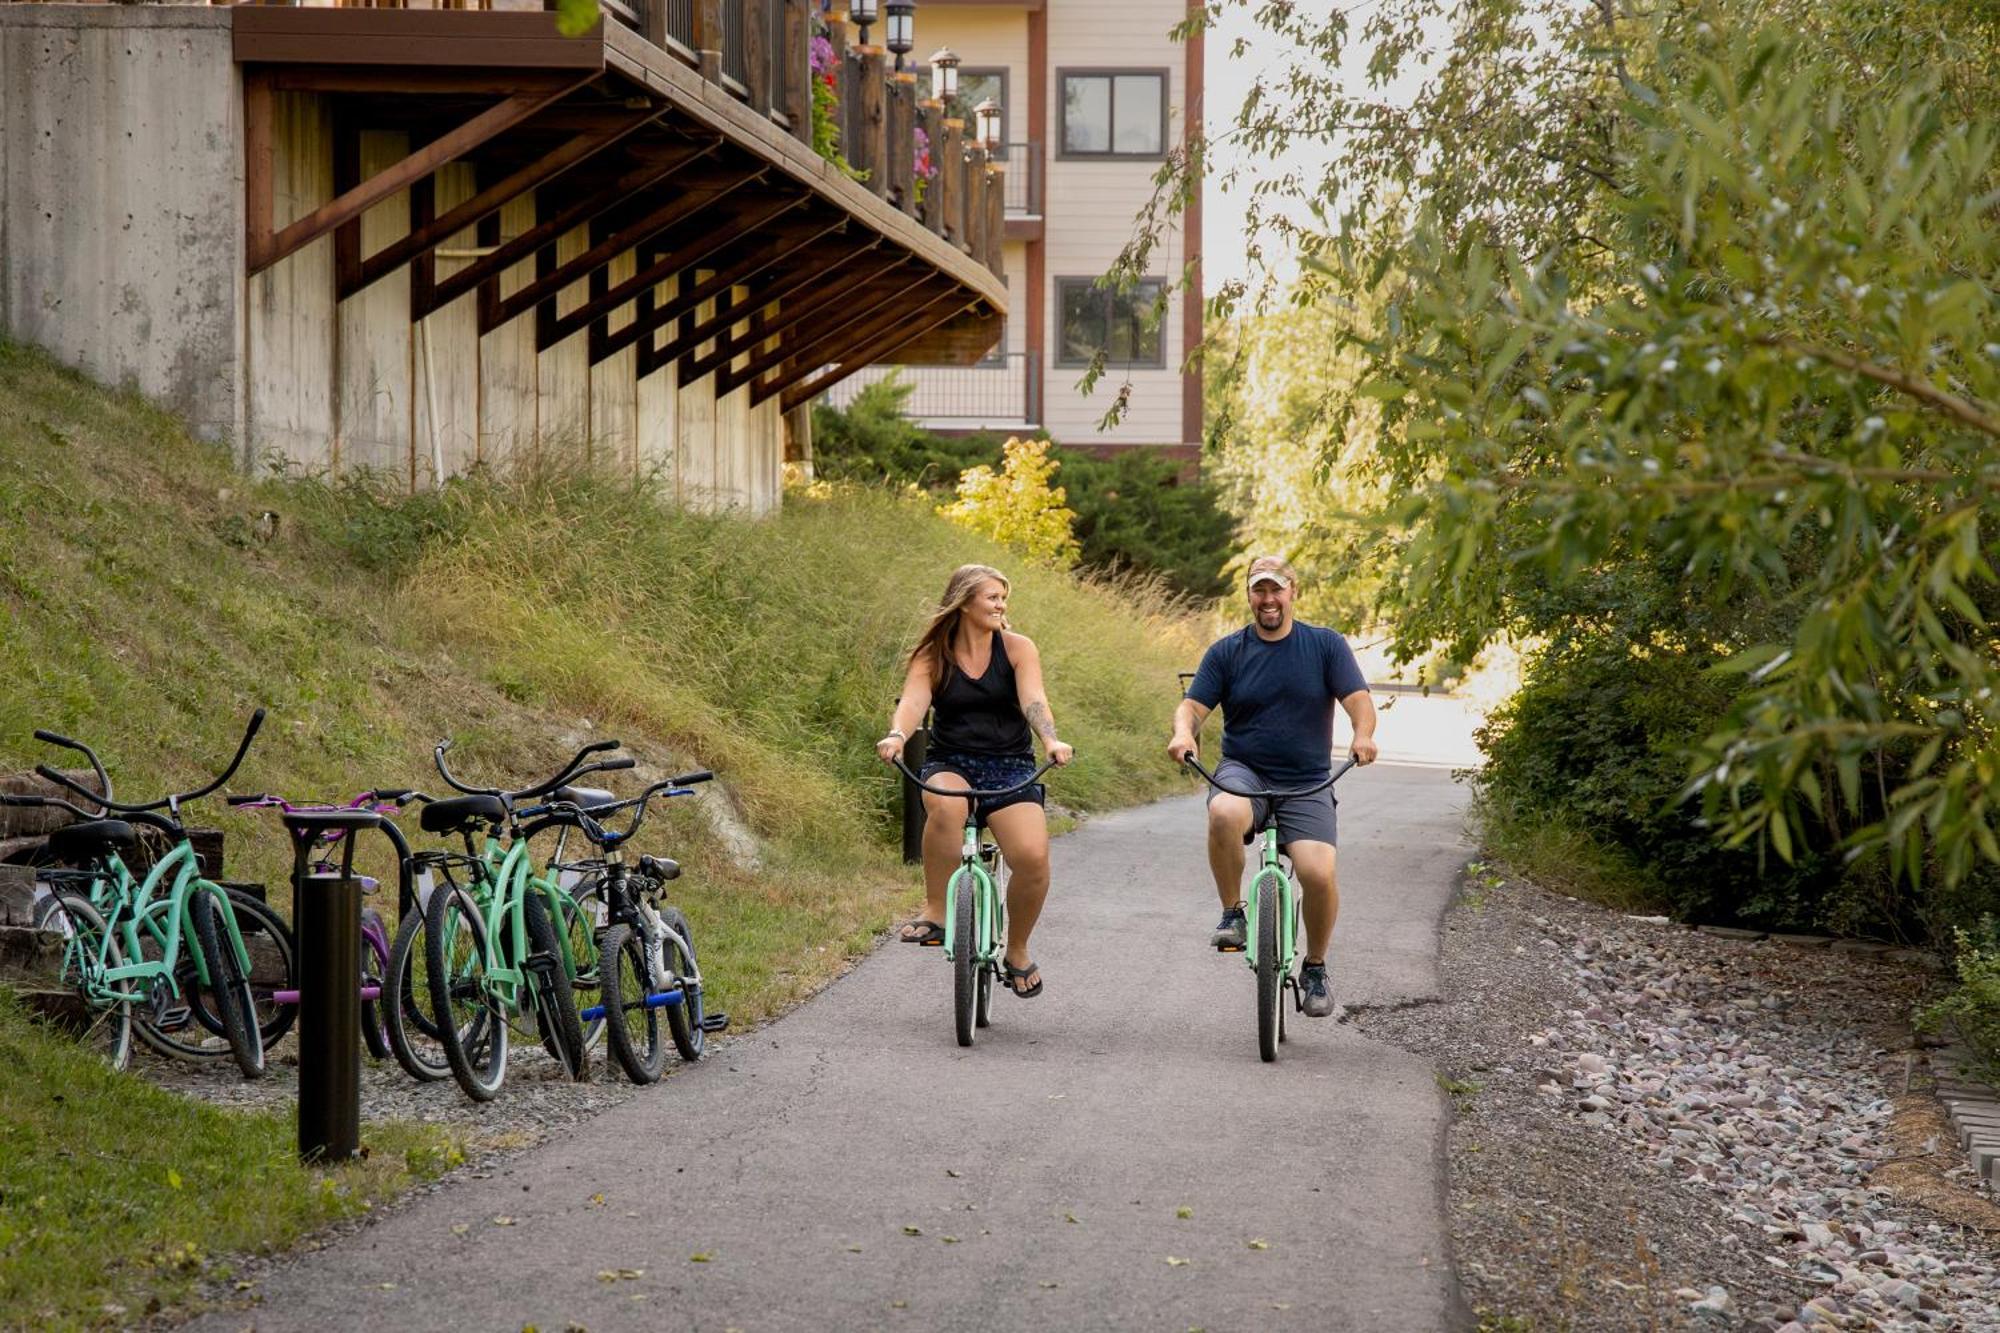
[421,738,634,1101]
[1182,754,1357,1062]
[538,771,727,1083]
[893,756,1059,1047]
[5,712,273,1076]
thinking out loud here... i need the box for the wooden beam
[781,0,811,145]
[756,287,961,409]
[705,252,918,390]
[232,8,610,69]
[744,0,772,116]
[268,67,586,96]
[248,76,593,275]
[535,189,803,350]
[596,214,844,367]
[728,271,948,398]
[244,70,273,275]
[777,294,975,411]
[346,108,665,299]
[712,260,930,395]
[487,166,767,335]
[423,141,718,318]
[679,245,899,382]
[628,219,849,374]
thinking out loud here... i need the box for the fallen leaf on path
[1063,1212,1078,1224]
[589,1193,605,1207]
[1175,1206,1194,1219]
[845,1245,863,1253]
[945,1169,961,1178]
[617,1269,643,1280]
[902,1225,923,1236]
[890,1300,908,1309]
[1166,1257,1191,1267]
[1247,1239,1270,1251]
[451,1224,471,1236]
[940,1236,959,1244]
[1039,1281,1060,1289]
[492,1216,516,1227]
[689,1253,714,1263]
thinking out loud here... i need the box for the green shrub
[1918,918,2000,1084]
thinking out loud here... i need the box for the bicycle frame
[73,840,248,1007]
[1239,827,1298,981]
[941,814,1001,968]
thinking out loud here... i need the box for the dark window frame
[1056,67,1170,161]
[921,66,1010,132]
[1053,275,1168,369]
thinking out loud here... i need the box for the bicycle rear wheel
[48,893,133,1071]
[660,907,706,1062]
[384,906,451,1081]
[523,891,587,1082]
[183,892,296,1054]
[599,923,665,1085]
[951,868,976,1048]
[976,854,1005,1029]
[1255,873,1281,1064]
[190,887,264,1078]
[559,879,606,1056]
[425,885,508,1101]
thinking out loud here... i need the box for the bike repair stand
[283,808,381,1163]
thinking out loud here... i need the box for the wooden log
[961,145,985,258]
[693,0,724,81]
[984,161,1005,273]
[0,770,109,839]
[886,72,916,214]
[918,101,945,235]
[781,0,811,144]
[827,20,855,162]
[744,0,771,115]
[938,118,964,244]
[852,47,887,197]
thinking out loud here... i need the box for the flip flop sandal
[1002,960,1044,999]
[897,919,946,947]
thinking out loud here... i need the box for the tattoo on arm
[1025,700,1059,744]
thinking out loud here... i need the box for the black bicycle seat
[553,785,618,810]
[420,794,508,834]
[44,819,138,863]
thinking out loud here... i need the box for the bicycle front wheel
[190,887,264,1078]
[1255,873,1282,1063]
[523,891,587,1082]
[599,923,665,1085]
[360,907,392,1061]
[47,893,133,1071]
[184,892,296,1054]
[425,885,508,1102]
[951,868,976,1048]
[660,907,706,1062]
[384,905,451,1081]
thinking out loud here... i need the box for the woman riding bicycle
[877,564,1073,998]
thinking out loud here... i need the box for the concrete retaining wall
[2,6,783,513]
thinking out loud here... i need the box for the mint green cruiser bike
[894,757,1058,1048]
[422,738,631,1101]
[1184,754,1356,1063]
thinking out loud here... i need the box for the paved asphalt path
[194,751,1473,1332]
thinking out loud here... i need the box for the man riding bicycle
[1167,556,1378,1017]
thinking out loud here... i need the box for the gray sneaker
[1210,904,1248,951]
[1300,961,1335,1017]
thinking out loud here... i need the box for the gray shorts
[1206,759,1338,848]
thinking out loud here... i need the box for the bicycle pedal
[1215,943,1246,954]
[152,1000,193,1031]
[699,1012,730,1032]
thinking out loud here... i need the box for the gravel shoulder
[1353,867,2000,1331]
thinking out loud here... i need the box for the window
[920,67,1008,135]
[1055,277,1166,368]
[1059,70,1166,157]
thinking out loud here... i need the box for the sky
[1199,3,1439,294]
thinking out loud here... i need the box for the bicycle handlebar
[891,756,1061,801]
[35,708,265,815]
[1180,753,1355,800]
[32,729,112,812]
[518,770,713,846]
[432,737,629,799]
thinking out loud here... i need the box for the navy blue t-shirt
[1186,622,1368,785]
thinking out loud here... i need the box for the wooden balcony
[233,0,1008,408]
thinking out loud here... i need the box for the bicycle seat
[554,785,617,810]
[419,794,508,834]
[44,819,138,863]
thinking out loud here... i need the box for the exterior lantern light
[974,97,1004,154]
[928,46,960,104]
[847,0,878,45]
[885,0,916,70]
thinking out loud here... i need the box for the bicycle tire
[184,892,297,1051]
[360,907,392,1061]
[523,890,587,1081]
[190,886,265,1078]
[1255,873,1281,1064]
[951,868,976,1048]
[660,906,706,1061]
[425,884,508,1102]
[599,923,665,1085]
[48,892,134,1071]
[560,879,606,1056]
[384,905,451,1082]
[977,853,1006,1029]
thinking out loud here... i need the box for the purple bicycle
[228,790,418,1063]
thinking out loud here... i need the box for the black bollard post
[283,808,381,1163]
[900,727,929,864]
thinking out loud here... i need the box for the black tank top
[930,633,1033,757]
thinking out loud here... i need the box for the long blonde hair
[908,564,1010,687]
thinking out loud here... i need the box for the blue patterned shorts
[919,749,1045,826]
